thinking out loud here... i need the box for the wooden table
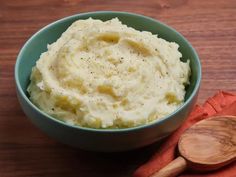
[1,0,236,176]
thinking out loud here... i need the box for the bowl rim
[15,11,201,133]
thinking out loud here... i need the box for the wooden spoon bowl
[179,116,236,171]
[151,116,236,177]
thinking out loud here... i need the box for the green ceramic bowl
[15,11,201,152]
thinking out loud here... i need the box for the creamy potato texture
[28,18,190,128]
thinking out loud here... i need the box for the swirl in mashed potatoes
[27,18,190,128]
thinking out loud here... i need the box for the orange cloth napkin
[133,91,236,177]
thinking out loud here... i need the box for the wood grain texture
[150,116,236,177]
[0,0,236,176]
[179,116,236,171]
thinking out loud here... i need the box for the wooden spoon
[151,115,236,177]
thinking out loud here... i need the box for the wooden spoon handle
[150,156,187,177]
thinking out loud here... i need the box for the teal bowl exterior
[15,11,201,152]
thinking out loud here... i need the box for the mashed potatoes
[27,18,190,128]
